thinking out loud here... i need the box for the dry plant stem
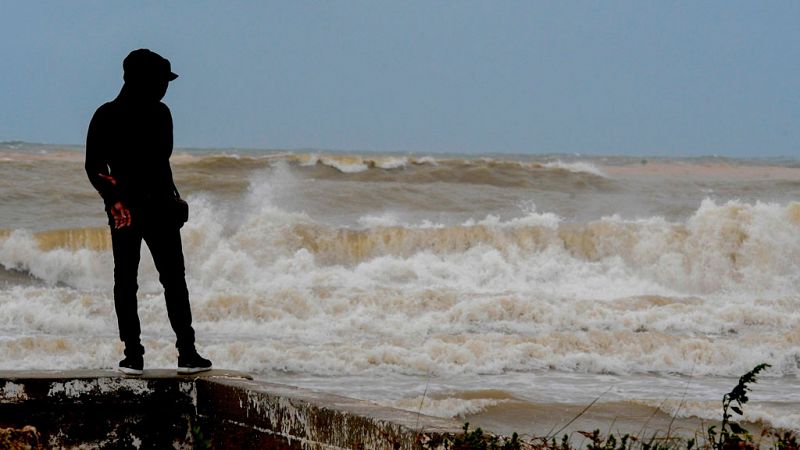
[665,374,693,441]
[415,372,432,434]
[605,416,618,443]
[547,386,613,440]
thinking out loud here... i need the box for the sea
[1,141,799,437]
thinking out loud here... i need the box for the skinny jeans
[109,207,195,357]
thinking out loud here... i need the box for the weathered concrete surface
[0,370,462,449]
[0,425,40,449]
[0,369,239,449]
[197,378,462,450]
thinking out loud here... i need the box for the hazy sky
[1,1,798,156]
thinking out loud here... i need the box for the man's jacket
[85,94,177,214]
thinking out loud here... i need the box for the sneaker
[177,352,212,374]
[118,355,144,375]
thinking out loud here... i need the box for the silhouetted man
[86,49,211,375]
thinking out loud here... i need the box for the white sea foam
[320,156,369,173]
[0,230,113,290]
[380,395,509,418]
[357,213,403,228]
[542,160,606,177]
[2,182,799,378]
[413,156,438,166]
[298,153,320,167]
[374,157,408,170]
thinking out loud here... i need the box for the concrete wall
[0,370,462,449]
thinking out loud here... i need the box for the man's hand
[98,173,117,186]
[110,201,132,229]
[98,173,129,228]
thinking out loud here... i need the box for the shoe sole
[118,366,143,376]
[177,366,212,374]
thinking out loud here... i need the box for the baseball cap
[123,49,179,82]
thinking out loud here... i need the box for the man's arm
[86,106,131,228]
[85,106,119,208]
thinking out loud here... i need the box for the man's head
[123,49,178,82]
[122,49,177,101]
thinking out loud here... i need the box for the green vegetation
[191,423,212,450]
[420,364,798,450]
[446,423,522,450]
[707,363,770,449]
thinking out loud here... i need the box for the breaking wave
[5,198,799,296]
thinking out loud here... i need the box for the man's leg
[110,225,144,358]
[144,223,196,354]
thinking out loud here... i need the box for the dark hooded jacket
[85,84,177,216]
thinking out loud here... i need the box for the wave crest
[3,200,798,295]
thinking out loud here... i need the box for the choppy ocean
[1,142,799,435]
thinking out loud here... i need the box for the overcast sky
[1,1,798,156]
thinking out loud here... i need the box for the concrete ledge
[0,370,462,449]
